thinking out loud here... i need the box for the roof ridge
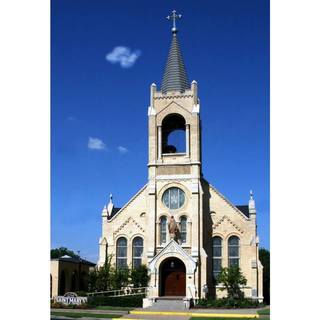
[204,180,249,220]
[107,184,148,222]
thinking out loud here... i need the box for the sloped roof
[235,205,250,218]
[51,256,96,266]
[107,207,121,220]
[161,33,190,94]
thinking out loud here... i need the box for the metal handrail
[87,286,148,297]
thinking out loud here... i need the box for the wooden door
[161,258,186,296]
[164,270,186,296]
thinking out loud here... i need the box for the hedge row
[87,294,145,308]
[195,297,263,309]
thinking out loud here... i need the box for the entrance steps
[145,297,187,311]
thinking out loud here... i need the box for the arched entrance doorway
[160,257,186,296]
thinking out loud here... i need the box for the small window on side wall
[180,216,187,243]
[160,216,167,244]
[213,236,222,281]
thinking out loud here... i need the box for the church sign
[54,292,87,305]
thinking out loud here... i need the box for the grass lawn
[257,308,270,315]
[51,311,122,318]
[94,305,133,311]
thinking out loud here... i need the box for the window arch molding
[129,233,145,242]
[226,233,241,243]
[212,232,224,239]
[156,107,191,126]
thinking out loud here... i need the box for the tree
[217,266,247,300]
[259,248,270,304]
[51,247,79,259]
[131,265,150,288]
[93,255,115,292]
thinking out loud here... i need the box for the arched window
[213,236,222,281]
[160,216,167,244]
[162,114,186,154]
[132,237,143,268]
[180,216,187,243]
[116,237,127,269]
[228,236,240,267]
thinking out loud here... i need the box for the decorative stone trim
[213,215,244,234]
[114,217,145,236]
[154,94,194,100]
[107,184,147,222]
[149,239,197,274]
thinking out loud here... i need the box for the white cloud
[88,137,106,150]
[117,146,128,154]
[106,46,141,68]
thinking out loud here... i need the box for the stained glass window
[162,187,185,210]
[180,216,187,243]
[160,216,167,244]
[116,237,127,269]
[228,236,240,267]
[213,236,222,281]
[132,237,143,268]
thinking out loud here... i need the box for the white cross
[167,10,182,33]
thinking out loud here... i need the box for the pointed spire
[107,193,113,214]
[249,190,256,214]
[161,10,190,94]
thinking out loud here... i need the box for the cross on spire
[167,10,182,34]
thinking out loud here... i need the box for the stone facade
[97,81,263,302]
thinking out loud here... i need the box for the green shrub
[75,291,88,297]
[131,265,150,288]
[88,294,144,308]
[50,301,89,309]
[194,297,263,309]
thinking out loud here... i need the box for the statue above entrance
[168,215,180,241]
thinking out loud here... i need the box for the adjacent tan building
[97,16,263,303]
[51,255,95,297]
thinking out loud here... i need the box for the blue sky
[51,0,270,262]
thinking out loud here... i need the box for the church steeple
[161,10,190,94]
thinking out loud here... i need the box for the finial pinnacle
[167,10,182,34]
[250,190,254,200]
[109,193,113,204]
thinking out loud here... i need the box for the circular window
[162,187,185,209]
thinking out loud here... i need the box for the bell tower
[147,11,202,184]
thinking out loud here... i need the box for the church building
[97,11,263,303]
